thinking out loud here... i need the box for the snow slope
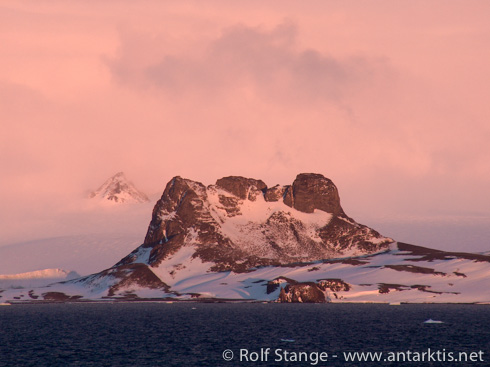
[2,242,489,304]
[141,242,490,303]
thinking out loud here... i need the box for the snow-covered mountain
[89,172,149,204]
[134,173,393,272]
[1,173,489,304]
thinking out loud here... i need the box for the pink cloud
[1,2,490,252]
[108,21,392,108]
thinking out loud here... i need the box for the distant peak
[112,172,126,179]
[90,172,149,204]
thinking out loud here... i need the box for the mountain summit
[89,172,149,204]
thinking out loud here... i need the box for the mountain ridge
[1,173,489,304]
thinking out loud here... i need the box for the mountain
[122,173,393,272]
[89,172,149,204]
[1,173,489,304]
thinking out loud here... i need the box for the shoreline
[2,299,489,305]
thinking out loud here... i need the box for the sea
[0,303,488,367]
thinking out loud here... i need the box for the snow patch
[205,187,332,259]
[150,245,214,287]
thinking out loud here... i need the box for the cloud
[2,2,490,254]
[107,21,392,107]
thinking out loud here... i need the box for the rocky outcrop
[284,173,345,216]
[216,176,267,201]
[270,277,351,303]
[42,292,83,301]
[278,282,326,303]
[73,263,171,298]
[264,185,286,202]
[317,279,351,292]
[317,216,388,253]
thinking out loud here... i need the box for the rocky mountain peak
[90,172,149,204]
[212,173,344,214]
[130,173,392,272]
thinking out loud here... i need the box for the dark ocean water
[0,303,488,367]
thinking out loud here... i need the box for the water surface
[0,303,488,366]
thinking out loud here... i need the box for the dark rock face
[278,283,326,303]
[74,263,170,298]
[216,176,267,201]
[264,185,286,202]
[288,173,344,216]
[317,279,351,292]
[42,292,83,301]
[271,277,351,303]
[214,174,343,213]
[144,176,206,246]
[396,242,490,263]
[266,276,296,294]
[317,216,387,253]
[139,176,239,268]
[105,264,170,297]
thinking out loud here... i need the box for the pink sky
[1,1,490,249]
